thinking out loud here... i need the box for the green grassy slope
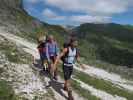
[72,23,133,80]
[0,80,18,100]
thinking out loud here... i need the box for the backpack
[61,43,69,62]
[61,43,79,63]
[37,42,46,54]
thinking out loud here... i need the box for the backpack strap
[64,47,77,64]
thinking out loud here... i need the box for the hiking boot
[53,75,58,81]
[53,71,58,81]
[42,68,46,72]
[68,90,74,100]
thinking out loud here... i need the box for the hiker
[46,35,59,80]
[37,36,48,70]
[53,38,85,100]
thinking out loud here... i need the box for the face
[72,40,78,47]
[48,35,54,42]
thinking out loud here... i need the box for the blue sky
[23,0,133,26]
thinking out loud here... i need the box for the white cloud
[42,0,132,24]
[42,8,67,20]
[27,0,38,3]
[69,15,111,24]
[44,0,129,15]
[42,8,57,18]
[52,16,67,20]
[42,9,111,24]
[27,0,132,25]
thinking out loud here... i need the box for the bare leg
[66,79,74,100]
[64,79,71,91]
[64,80,68,91]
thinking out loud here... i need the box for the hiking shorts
[63,64,73,80]
[50,56,56,63]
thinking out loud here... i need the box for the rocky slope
[1,28,133,100]
[0,0,66,42]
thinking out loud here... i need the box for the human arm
[53,48,68,70]
[76,50,86,69]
